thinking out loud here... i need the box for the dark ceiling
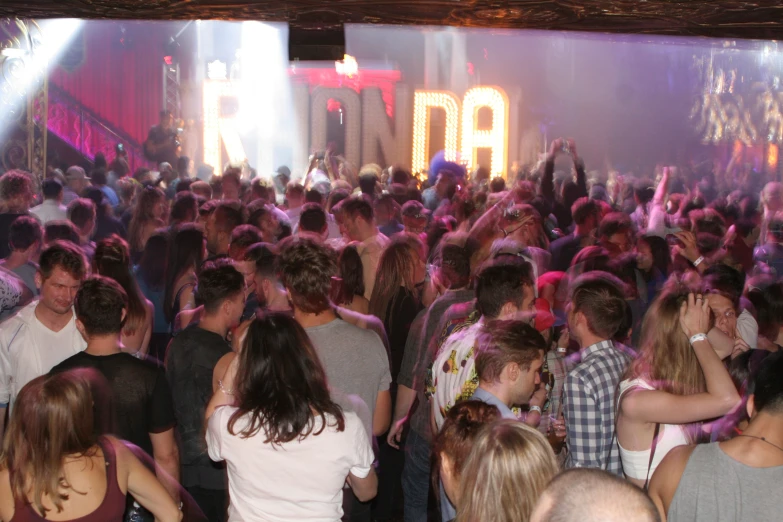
[1,1,783,40]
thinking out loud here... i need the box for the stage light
[768,143,779,171]
[336,54,359,78]
[203,79,247,170]
[207,59,227,80]
[0,18,83,143]
[412,90,460,174]
[461,86,509,177]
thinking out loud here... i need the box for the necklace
[736,434,783,453]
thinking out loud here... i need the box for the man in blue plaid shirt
[563,272,633,476]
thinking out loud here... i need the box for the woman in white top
[617,288,740,488]
[205,311,378,522]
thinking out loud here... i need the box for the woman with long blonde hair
[457,420,557,522]
[127,185,166,262]
[93,235,154,357]
[616,288,741,488]
[0,371,180,522]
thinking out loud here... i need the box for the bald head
[531,469,660,522]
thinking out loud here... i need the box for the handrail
[40,84,153,172]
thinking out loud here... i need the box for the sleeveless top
[617,378,689,480]
[11,437,126,522]
[169,281,196,333]
[668,442,783,522]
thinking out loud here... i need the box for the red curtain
[50,21,166,146]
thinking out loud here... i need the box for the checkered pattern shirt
[564,339,632,476]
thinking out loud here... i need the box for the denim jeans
[401,429,431,522]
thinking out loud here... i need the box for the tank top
[617,378,689,480]
[668,442,783,522]
[11,437,126,522]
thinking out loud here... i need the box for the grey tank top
[668,442,783,522]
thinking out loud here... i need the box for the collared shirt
[30,200,67,225]
[430,320,484,430]
[471,387,516,420]
[563,339,632,476]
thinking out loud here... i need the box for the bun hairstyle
[433,400,501,482]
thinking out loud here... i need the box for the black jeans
[186,486,228,522]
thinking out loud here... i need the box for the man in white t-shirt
[0,241,87,437]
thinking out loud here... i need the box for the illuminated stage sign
[203,79,512,178]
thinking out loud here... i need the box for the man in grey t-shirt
[277,236,392,439]
[649,351,783,522]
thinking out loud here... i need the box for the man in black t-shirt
[51,276,179,499]
[165,261,246,522]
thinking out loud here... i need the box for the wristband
[692,256,705,267]
[689,333,708,345]
[529,405,542,415]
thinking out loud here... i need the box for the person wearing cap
[401,200,430,236]
[63,166,90,206]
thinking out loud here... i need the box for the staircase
[38,84,152,172]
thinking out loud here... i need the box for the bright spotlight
[0,18,84,141]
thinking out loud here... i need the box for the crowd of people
[0,134,780,522]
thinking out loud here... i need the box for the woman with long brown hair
[0,371,181,522]
[127,185,166,263]
[616,288,741,488]
[205,312,377,521]
[332,244,369,314]
[164,224,205,329]
[368,234,426,381]
[93,235,154,357]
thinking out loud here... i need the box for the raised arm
[568,139,587,198]
[540,139,562,203]
[620,294,740,425]
[652,166,671,209]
